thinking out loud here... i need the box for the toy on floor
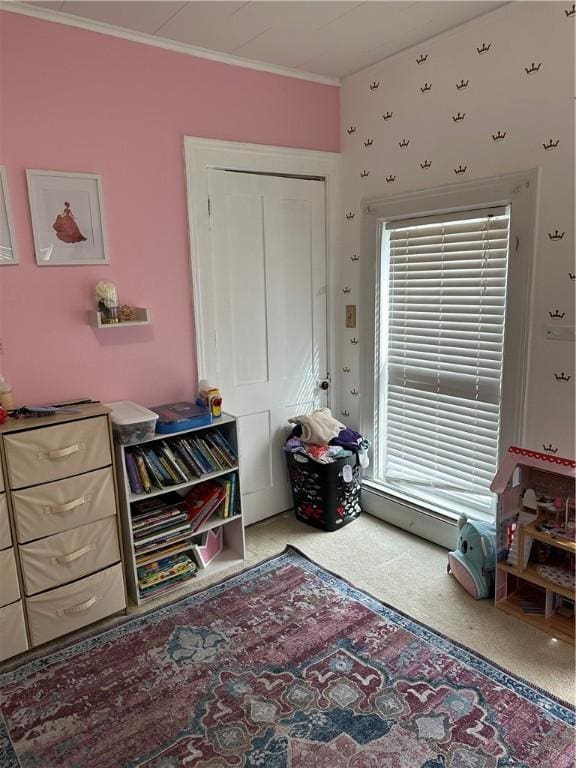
[447,514,496,599]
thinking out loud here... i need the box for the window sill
[363,477,496,523]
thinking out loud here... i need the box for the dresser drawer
[0,493,11,550]
[12,467,116,544]
[0,600,28,661]
[19,517,120,596]
[4,416,111,489]
[0,548,20,607]
[26,563,125,646]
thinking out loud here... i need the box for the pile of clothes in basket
[284,407,370,466]
[283,408,369,531]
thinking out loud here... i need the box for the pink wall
[0,11,339,408]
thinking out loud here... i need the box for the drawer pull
[47,495,91,514]
[52,544,96,565]
[57,594,100,616]
[39,443,85,461]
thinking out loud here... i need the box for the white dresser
[0,405,126,660]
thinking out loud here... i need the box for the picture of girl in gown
[52,201,87,244]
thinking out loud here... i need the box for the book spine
[157,455,180,484]
[137,448,165,490]
[134,452,152,494]
[199,437,224,470]
[194,437,218,471]
[176,439,204,476]
[126,451,144,494]
[135,521,192,545]
[167,444,194,481]
[186,440,213,474]
[211,431,237,464]
[144,449,173,484]
[205,434,232,468]
[135,540,193,564]
[159,441,189,483]
[134,530,194,554]
[137,553,190,576]
[230,473,237,516]
[133,517,189,540]
[172,443,200,478]
[133,509,187,531]
[221,478,231,518]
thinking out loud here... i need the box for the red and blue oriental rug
[0,547,574,767]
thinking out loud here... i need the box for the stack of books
[125,430,237,495]
[137,553,197,599]
[132,493,193,565]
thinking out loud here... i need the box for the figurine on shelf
[95,281,119,324]
[118,305,137,323]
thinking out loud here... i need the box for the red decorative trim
[508,445,576,468]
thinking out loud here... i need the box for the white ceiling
[25,1,507,80]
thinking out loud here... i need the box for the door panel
[208,170,327,525]
[238,411,273,495]
[225,193,269,386]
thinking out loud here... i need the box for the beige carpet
[243,512,575,704]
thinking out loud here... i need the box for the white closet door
[208,170,328,525]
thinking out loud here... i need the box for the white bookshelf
[115,413,245,605]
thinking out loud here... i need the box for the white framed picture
[0,166,19,265]
[26,169,109,265]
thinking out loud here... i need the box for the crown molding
[0,1,341,87]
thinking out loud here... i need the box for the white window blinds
[378,206,510,517]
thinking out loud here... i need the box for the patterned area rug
[0,547,574,768]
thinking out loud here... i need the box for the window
[359,174,536,532]
[376,207,510,519]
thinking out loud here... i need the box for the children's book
[185,481,226,531]
[137,448,164,490]
[175,439,204,476]
[133,522,192,548]
[144,449,172,483]
[210,431,237,465]
[133,451,152,493]
[126,452,143,494]
[187,438,214,473]
[132,491,185,519]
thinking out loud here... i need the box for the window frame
[359,171,538,525]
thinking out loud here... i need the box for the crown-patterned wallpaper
[338,1,575,457]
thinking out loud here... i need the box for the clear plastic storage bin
[105,401,158,445]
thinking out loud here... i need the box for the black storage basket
[286,452,361,531]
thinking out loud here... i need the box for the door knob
[320,380,329,391]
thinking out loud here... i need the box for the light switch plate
[345,305,357,328]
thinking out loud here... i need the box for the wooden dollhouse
[491,446,576,644]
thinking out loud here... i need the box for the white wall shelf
[88,308,151,328]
